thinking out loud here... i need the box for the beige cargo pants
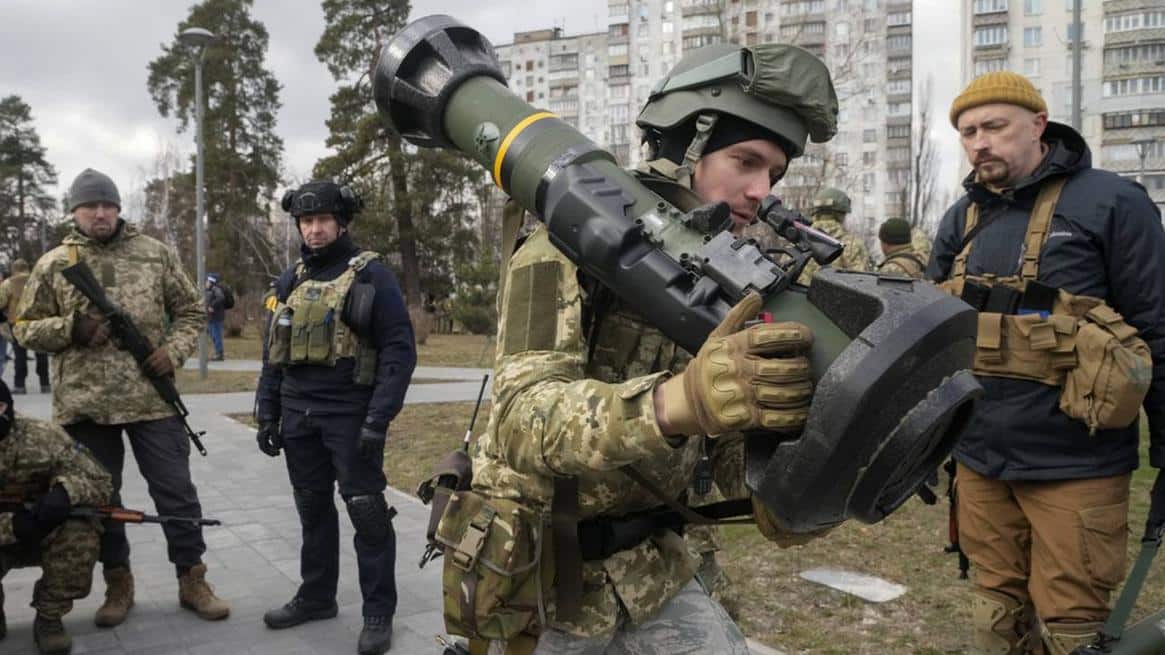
[956,462,1131,654]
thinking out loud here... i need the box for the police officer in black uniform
[254,181,416,655]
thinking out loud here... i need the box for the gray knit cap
[68,168,121,212]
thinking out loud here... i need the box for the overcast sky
[0,0,963,204]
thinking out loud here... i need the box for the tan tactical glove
[655,292,813,437]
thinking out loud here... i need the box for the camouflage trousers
[490,579,748,655]
[0,519,101,619]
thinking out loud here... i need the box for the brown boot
[178,563,230,620]
[94,566,134,628]
[33,614,71,655]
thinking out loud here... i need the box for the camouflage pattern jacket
[877,244,927,279]
[0,414,113,545]
[797,215,871,283]
[12,222,205,426]
[473,225,757,637]
[911,227,933,266]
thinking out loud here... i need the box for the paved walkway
[1,359,779,655]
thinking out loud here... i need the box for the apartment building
[963,0,1165,208]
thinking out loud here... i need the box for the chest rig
[267,250,380,385]
[938,177,1151,432]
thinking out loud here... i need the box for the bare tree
[907,75,943,236]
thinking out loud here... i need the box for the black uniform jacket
[928,122,1165,480]
[255,234,416,434]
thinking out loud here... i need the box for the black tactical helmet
[638,43,838,161]
[281,181,363,225]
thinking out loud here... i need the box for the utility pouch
[268,307,293,366]
[1060,304,1153,434]
[290,288,337,364]
[960,280,990,311]
[436,490,549,641]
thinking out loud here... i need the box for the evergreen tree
[0,95,58,262]
[147,0,283,291]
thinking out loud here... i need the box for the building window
[1102,110,1165,130]
[974,57,1008,75]
[1105,44,1165,66]
[662,21,674,33]
[609,64,629,77]
[888,101,911,116]
[887,124,910,139]
[974,26,1008,47]
[1066,22,1082,43]
[863,172,875,193]
[1104,76,1165,97]
[862,151,877,165]
[973,0,1007,14]
[887,11,911,26]
[863,128,877,143]
[887,34,911,51]
[746,10,757,26]
[1105,11,1165,33]
[886,79,911,95]
[1024,57,1040,77]
[887,146,910,162]
[608,44,628,57]
[1024,27,1042,47]
[1102,141,1165,161]
[1024,0,1041,15]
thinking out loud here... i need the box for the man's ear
[1032,111,1049,141]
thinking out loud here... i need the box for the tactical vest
[938,177,1152,433]
[267,251,380,385]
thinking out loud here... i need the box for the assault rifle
[60,261,208,456]
[0,494,221,528]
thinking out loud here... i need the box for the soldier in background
[797,187,870,283]
[0,259,51,394]
[911,225,934,265]
[875,219,927,279]
[12,168,229,628]
[0,378,112,654]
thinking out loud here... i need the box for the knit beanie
[878,218,912,246]
[949,71,1047,127]
[68,168,121,211]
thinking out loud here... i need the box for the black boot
[262,597,337,630]
[357,615,392,655]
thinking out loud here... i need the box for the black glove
[11,509,45,543]
[34,484,71,530]
[1146,469,1165,540]
[358,425,386,462]
[257,421,283,457]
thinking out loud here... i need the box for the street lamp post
[179,27,215,380]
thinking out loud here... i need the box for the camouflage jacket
[877,244,927,279]
[474,225,758,637]
[0,414,113,545]
[911,227,933,267]
[797,216,871,284]
[12,222,205,426]
[0,272,29,320]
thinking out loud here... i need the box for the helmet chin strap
[674,113,718,190]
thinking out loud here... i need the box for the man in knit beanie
[930,72,1165,654]
[875,218,924,278]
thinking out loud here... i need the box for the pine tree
[0,95,59,262]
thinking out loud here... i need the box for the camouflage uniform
[0,414,112,620]
[11,221,212,576]
[877,243,927,279]
[797,213,872,283]
[911,227,933,267]
[474,225,765,646]
[12,222,204,425]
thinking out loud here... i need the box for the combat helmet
[280,181,364,226]
[636,42,838,186]
[811,187,851,217]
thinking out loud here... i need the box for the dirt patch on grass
[175,369,259,394]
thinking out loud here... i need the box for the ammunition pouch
[1061,304,1152,434]
[435,490,550,641]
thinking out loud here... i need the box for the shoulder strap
[1020,176,1067,281]
[950,203,979,279]
[348,250,381,273]
[67,245,79,265]
[884,251,926,269]
[950,176,1068,281]
[551,476,583,622]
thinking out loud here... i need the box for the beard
[975,159,1011,185]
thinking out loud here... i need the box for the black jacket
[205,285,227,322]
[928,122,1165,480]
[255,234,417,433]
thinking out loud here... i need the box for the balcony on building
[1103,40,1165,78]
[681,0,721,17]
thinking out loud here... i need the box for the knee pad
[344,494,395,543]
[292,488,333,527]
[970,589,1035,655]
[1039,620,1103,655]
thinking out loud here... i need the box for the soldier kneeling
[0,379,112,655]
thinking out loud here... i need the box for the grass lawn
[223,325,496,368]
[175,369,260,394]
